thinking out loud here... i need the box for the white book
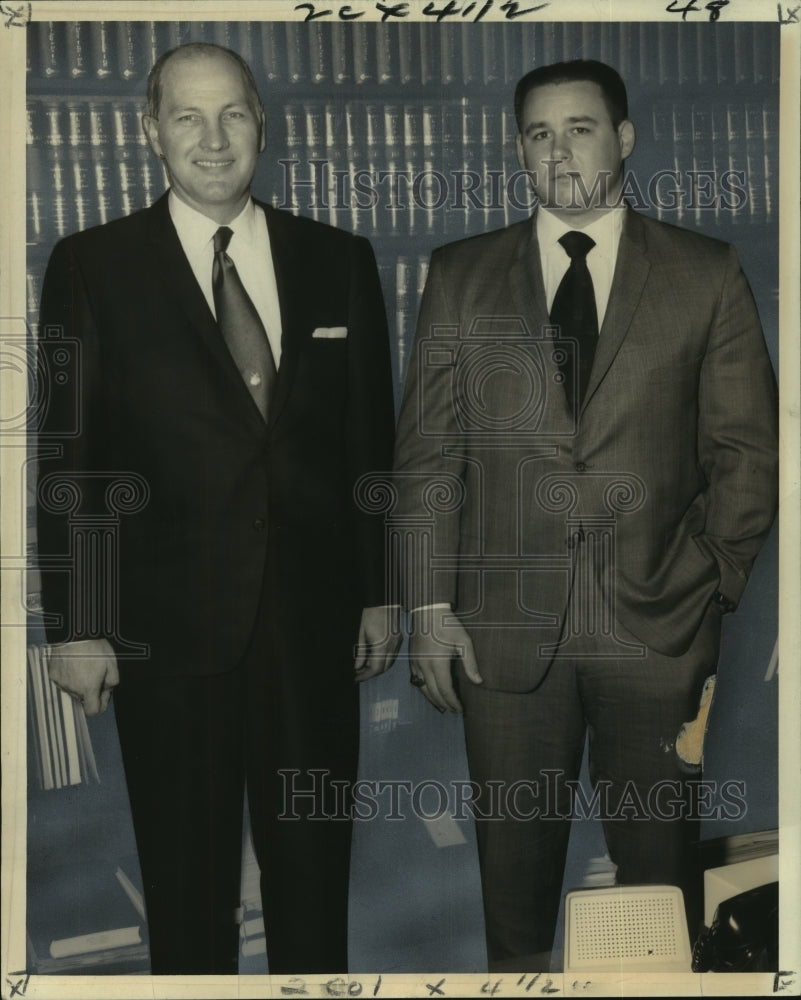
[49,925,142,959]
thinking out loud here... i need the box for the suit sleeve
[392,249,467,611]
[344,235,397,608]
[36,237,108,645]
[696,244,778,607]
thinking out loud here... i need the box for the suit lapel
[507,218,551,337]
[145,194,270,430]
[260,203,303,431]
[582,207,651,411]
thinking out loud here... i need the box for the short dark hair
[514,59,629,131]
[146,42,264,120]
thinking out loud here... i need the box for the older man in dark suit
[37,42,399,975]
[393,59,778,971]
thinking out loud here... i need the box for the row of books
[27,643,99,791]
[650,103,779,225]
[25,94,779,248]
[27,20,780,90]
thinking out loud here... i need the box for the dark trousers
[113,597,359,975]
[459,607,721,972]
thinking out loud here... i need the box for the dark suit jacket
[393,207,778,692]
[37,193,395,679]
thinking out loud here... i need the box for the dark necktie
[212,225,277,421]
[549,231,598,414]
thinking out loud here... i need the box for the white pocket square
[312,326,348,339]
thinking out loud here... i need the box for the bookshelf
[25,20,781,392]
[24,17,781,975]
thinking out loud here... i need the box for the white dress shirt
[168,192,283,367]
[536,204,625,329]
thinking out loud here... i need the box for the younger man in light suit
[37,42,399,975]
[393,60,778,970]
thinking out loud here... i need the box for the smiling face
[516,80,635,226]
[143,50,265,224]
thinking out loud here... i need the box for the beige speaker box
[564,885,692,973]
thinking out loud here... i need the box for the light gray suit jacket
[393,207,778,692]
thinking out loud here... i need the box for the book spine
[690,104,716,227]
[420,24,440,87]
[501,107,522,227]
[752,24,771,85]
[442,102,463,239]
[27,102,45,247]
[27,659,45,791]
[65,22,88,80]
[308,23,332,85]
[383,104,405,236]
[352,23,375,85]
[440,23,459,86]
[260,21,287,84]
[733,22,753,86]
[394,257,410,391]
[41,645,66,788]
[482,23,503,86]
[397,23,415,86]
[42,103,69,239]
[285,22,308,85]
[744,101,766,222]
[403,104,423,238]
[89,22,113,80]
[657,22,679,86]
[715,22,735,86]
[670,103,693,226]
[376,23,398,86]
[115,866,146,921]
[762,105,778,222]
[725,104,747,225]
[37,22,61,79]
[50,926,142,960]
[420,105,443,239]
[364,104,383,235]
[88,101,115,227]
[693,24,715,87]
[28,646,53,790]
[305,104,329,224]
[331,23,351,85]
[61,690,82,786]
[116,22,138,82]
[74,704,99,783]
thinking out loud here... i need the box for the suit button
[253,518,265,531]
[575,461,587,472]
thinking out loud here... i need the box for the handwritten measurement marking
[0,1,31,27]
[6,976,30,998]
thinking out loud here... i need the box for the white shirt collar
[168,192,259,255]
[536,203,625,259]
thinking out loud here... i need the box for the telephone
[691,881,779,972]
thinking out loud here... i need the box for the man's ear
[515,132,525,170]
[258,110,266,154]
[142,114,163,158]
[618,119,636,160]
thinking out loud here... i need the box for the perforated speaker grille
[564,886,692,972]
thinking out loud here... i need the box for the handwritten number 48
[666,0,729,20]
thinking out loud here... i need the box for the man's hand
[48,638,120,716]
[353,605,402,682]
[408,608,483,713]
